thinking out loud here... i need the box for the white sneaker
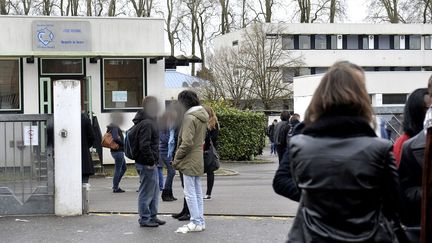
[175,222,203,234]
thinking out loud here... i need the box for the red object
[393,133,410,167]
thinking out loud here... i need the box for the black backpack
[124,123,140,160]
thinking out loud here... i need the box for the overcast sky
[346,0,368,23]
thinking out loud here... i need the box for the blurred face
[110,112,124,125]
[145,101,160,118]
[424,94,432,108]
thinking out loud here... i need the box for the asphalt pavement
[89,154,298,217]
[1,149,298,243]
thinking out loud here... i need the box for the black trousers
[179,173,190,214]
[206,171,215,196]
[276,145,286,164]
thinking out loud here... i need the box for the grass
[102,164,238,177]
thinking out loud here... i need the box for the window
[282,35,294,50]
[393,67,407,71]
[347,35,359,49]
[282,68,294,83]
[0,59,21,111]
[41,58,84,75]
[314,67,328,74]
[382,94,407,105]
[314,35,327,49]
[232,40,239,46]
[298,67,311,76]
[330,35,338,49]
[378,35,390,49]
[103,59,144,110]
[409,35,421,50]
[408,67,422,71]
[394,35,401,49]
[361,35,369,49]
[377,67,391,71]
[299,35,311,49]
[425,36,432,50]
[363,67,375,72]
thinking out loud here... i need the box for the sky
[346,0,368,23]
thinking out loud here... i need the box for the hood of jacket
[133,110,153,125]
[185,106,209,123]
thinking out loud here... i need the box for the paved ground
[1,149,298,242]
[89,154,298,217]
[0,214,292,243]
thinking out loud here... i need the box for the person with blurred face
[134,96,165,228]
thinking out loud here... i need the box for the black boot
[169,189,177,201]
[162,189,174,202]
[172,198,188,218]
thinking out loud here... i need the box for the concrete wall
[0,16,167,57]
[293,71,432,118]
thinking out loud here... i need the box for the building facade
[214,23,432,118]
[0,16,167,164]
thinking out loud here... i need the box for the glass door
[39,77,52,114]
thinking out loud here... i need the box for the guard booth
[0,16,168,215]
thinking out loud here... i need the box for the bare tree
[0,0,10,14]
[219,0,230,34]
[21,0,32,14]
[295,0,346,23]
[207,47,252,107]
[368,0,401,23]
[129,0,153,17]
[165,0,185,56]
[239,24,303,109]
[86,0,92,15]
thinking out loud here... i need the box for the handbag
[101,132,120,150]
[204,140,220,173]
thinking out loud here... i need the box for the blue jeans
[157,166,163,191]
[161,155,175,190]
[111,152,127,190]
[270,143,276,154]
[184,175,205,226]
[136,164,159,224]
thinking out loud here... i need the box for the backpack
[124,124,140,160]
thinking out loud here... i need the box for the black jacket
[267,124,275,142]
[273,121,291,147]
[204,124,219,151]
[106,124,124,152]
[288,116,399,243]
[398,130,425,226]
[272,122,304,202]
[133,110,159,166]
[81,114,95,176]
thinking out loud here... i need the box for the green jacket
[173,106,209,176]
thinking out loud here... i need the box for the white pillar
[53,80,82,216]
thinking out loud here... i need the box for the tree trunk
[330,0,336,23]
[191,17,196,76]
[241,0,246,28]
[265,0,272,23]
[0,0,7,15]
[86,0,92,16]
[108,0,115,16]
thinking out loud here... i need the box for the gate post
[53,80,82,216]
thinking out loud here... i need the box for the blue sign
[32,21,91,52]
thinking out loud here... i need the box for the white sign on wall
[23,126,39,146]
[32,21,91,52]
[112,91,128,102]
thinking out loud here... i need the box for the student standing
[285,62,400,242]
[203,106,219,200]
[106,113,127,193]
[173,90,209,233]
[273,111,291,163]
[134,96,165,228]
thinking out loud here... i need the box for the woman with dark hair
[285,61,400,242]
[173,90,209,233]
[393,88,430,167]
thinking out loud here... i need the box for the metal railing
[0,114,54,215]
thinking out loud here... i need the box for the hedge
[211,103,267,161]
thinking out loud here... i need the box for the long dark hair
[403,88,429,137]
[304,61,373,125]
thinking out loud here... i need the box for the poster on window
[112,91,128,102]
[23,126,39,146]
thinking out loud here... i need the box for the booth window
[41,58,84,75]
[103,59,144,110]
[314,35,327,49]
[382,94,407,105]
[0,59,21,111]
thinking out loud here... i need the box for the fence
[0,114,54,215]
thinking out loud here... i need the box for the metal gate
[0,114,54,215]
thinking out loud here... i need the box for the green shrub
[210,102,267,161]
